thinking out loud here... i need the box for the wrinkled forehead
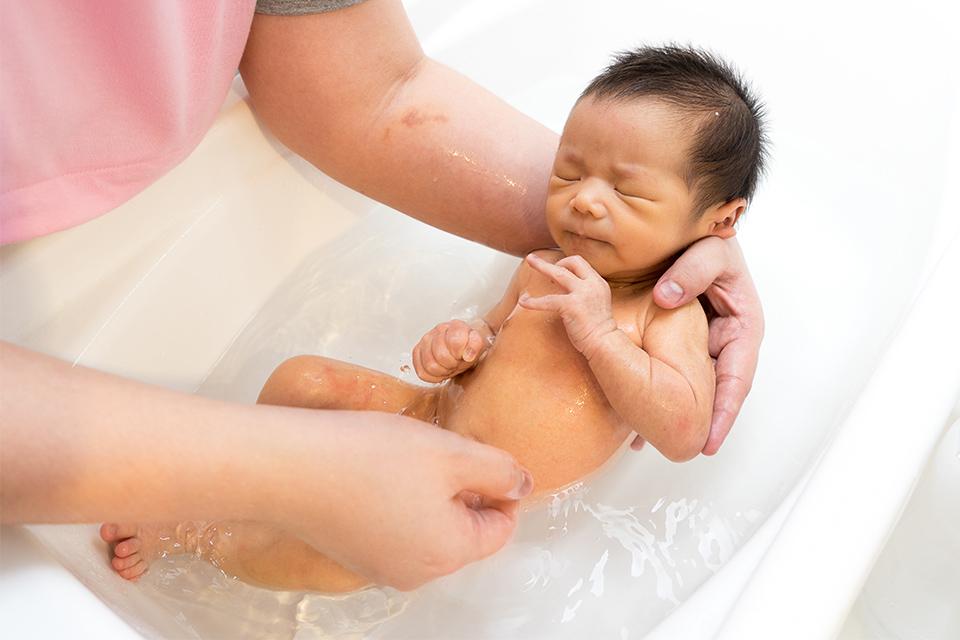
[558,95,695,182]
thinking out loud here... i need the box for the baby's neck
[604,255,675,293]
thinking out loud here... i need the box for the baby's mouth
[567,230,608,245]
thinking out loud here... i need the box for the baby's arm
[412,254,535,383]
[585,303,715,462]
[519,252,713,461]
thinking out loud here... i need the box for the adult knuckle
[717,371,751,397]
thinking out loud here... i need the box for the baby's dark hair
[580,45,768,217]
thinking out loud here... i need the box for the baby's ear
[707,198,746,239]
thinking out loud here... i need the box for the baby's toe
[117,559,147,581]
[99,523,118,542]
[112,552,142,572]
[99,523,138,542]
[114,537,142,558]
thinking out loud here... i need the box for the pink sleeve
[0,1,256,245]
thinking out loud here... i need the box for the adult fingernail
[658,280,683,304]
[463,348,475,362]
[507,468,534,499]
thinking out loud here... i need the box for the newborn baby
[102,45,767,592]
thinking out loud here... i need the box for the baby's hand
[519,253,617,359]
[413,320,490,383]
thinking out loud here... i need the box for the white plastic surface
[1,1,958,639]
[835,411,960,640]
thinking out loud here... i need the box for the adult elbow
[238,11,427,168]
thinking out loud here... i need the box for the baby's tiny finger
[430,328,460,370]
[525,254,576,290]
[556,255,595,280]
[423,357,451,379]
[445,323,471,360]
[463,330,485,363]
[412,343,436,382]
[519,292,562,312]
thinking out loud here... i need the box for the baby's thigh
[257,355,435,417]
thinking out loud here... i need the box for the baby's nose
[572,183,607,218]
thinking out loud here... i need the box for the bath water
[140,208,762,639]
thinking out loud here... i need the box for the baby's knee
[258,355,333,406]
[277,355,329,379]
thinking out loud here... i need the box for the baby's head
[547,45,768,282]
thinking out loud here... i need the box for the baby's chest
[517,273,650,348]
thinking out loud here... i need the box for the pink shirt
[0,1,256,245]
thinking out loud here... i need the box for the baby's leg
[101,520,371,592]
[257,355,438,421]
[103,355,437,592]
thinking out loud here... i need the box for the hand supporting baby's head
[547,45,768,284]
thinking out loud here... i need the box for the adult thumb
[462,496,521,562]
[455,440,534,501]
[451,442,533,561]
[654,236,728,309]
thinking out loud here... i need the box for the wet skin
[103,95,741,592]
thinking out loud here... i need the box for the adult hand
[646,236,763,455]
[1,343,532,591]
[276,410,534,591]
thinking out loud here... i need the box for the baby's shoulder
[639,294,708,338]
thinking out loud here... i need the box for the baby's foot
[100,521,205,581]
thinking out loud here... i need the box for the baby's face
[546,96,726,282]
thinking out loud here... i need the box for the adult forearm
[356,58,557,254]
[0,342,284,524]
[586,331,707,462]
[241,8,557,255]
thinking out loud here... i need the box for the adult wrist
[227,403,329,525]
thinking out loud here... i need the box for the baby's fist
[413,320,489,383]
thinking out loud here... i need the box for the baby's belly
[438,317,631,494]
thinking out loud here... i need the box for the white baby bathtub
[2,1,959,638]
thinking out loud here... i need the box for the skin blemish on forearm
[382,109,449,141]
[401,108,449,127]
